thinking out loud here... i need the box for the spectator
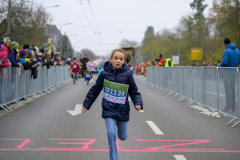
[19,49,37,70]
[165,55,173,67]
[44,53,53,68]
[8,42,22,68]
[66,58,71,65]
[158,54,164,66]
[36,52,46,66]
[23,44,30,49]
[0,40,12,68]
[54,52,60,62]
[219,38,240,112]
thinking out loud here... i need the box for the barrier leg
[208,109,217,117]
[45,89,50,93]
[178,95,183,101]
[14,100,23,106]
[0,105,9,112]
[232,121,240,128]
[4,104,12,111]
[212,112,220,118]
[155,86,160,90]
[24,96,32,101]
[226,118,237,125]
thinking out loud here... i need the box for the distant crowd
[0,40,71,79]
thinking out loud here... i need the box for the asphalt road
[0,75,240,160]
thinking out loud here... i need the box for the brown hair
[45,53,51,62]
[110,47,136,64]
[4,40,13,53]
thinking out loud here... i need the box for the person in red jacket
[158,54,164,66]
[0,40,12,68]
[70,57,81,84]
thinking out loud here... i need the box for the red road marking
[0,139,239,152]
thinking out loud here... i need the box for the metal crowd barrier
[0,66,71,112]
[146,66,240,128]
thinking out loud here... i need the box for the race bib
[73,65,77,68]
[103,80,129,104]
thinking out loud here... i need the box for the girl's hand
[135,105,141,111]
[82,107,87,113]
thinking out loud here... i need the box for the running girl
[82,47,143,160]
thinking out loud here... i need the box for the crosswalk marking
[174,155,187,160]
[146,121,164,135]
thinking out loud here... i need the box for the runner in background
[86,57,96,83]
[70,57,80,84]
[82,47,143,160]
[78,60,82,79]
[80,54,89,80]
[98,64,104,75]
[85,67,92,85]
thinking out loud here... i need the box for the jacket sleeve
[220,50,229,67]
[128,73,143,109]
[238,49,240,65]
[83,72,104,110]
[1,52,10,68]
[23,61,37,70]
[42,62,47,66]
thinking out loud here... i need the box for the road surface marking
[174,155,187,160]
[139,110,144,112]
[189,105,220,118]
[146,121,164,135]
[67,104,82,116]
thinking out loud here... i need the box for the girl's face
[110,51,125,70]
[90,58,93,62]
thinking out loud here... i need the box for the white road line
[146,121,164,135]
[174,155,187,160]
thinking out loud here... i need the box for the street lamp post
[59,23,71,58]
[42,5,59,49]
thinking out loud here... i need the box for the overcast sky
[35,0,214,56]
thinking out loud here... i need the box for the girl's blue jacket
[83,61,143,121]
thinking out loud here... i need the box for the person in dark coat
[80,54,89,78]
[82,47,143,160]
[8,42,22,68]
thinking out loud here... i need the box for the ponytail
[120,47,136,63]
